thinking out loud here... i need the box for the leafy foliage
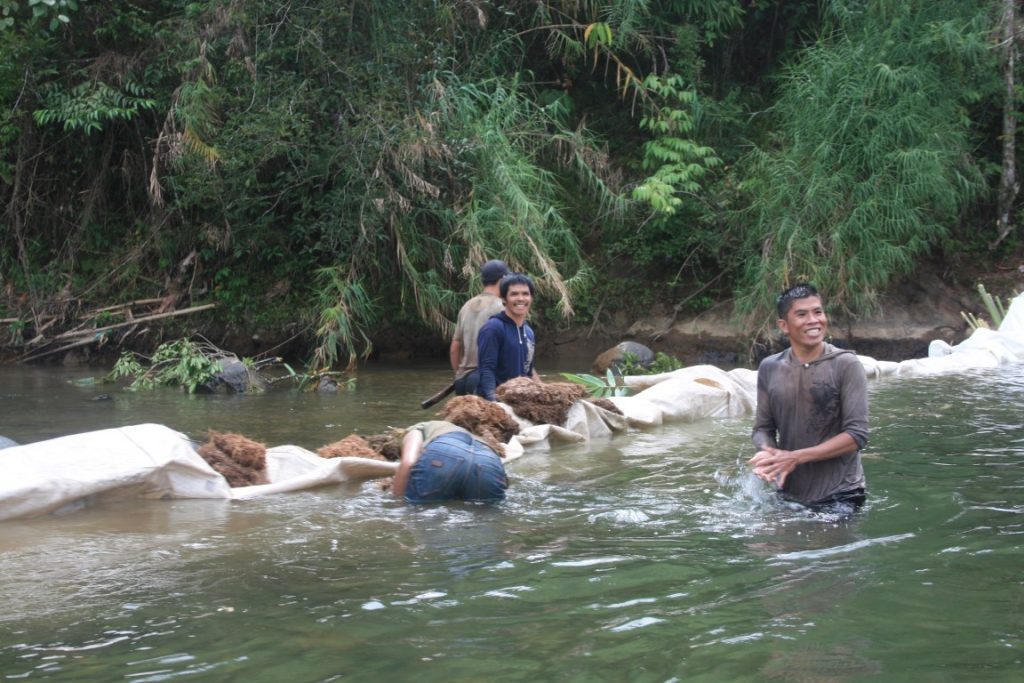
[733,1,995,324]
[108,339,225,394]
[560,370,630,398]
[34,81,155,132]
[0,0,1013,364]
[633,74,721,215]
[619,351,684,376]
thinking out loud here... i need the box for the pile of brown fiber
[196,430,269,487]
[438,394,519,457]
[318,432,406,462]
[587,396,623,416]
[495,377,587,426]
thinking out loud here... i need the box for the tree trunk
[992,0,1020,249]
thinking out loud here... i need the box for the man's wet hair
[777,282,820,318]
[499,272,535,299]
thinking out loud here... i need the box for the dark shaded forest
[1,0,1021,367]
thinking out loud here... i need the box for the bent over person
[392,420,508,503]
[748,283,869,511]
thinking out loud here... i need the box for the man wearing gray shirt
[749,283,869,510]
[450,259,509,396]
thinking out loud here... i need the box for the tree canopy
[0,0,1016,363]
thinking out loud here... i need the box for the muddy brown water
[1,361,1022,681]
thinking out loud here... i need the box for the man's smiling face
[778,295,827,356]
[503,283,533,322]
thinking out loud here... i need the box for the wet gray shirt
[453,292,504,379]
[752,343,869,504]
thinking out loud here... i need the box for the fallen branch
[13,304,216,363]
[18,335,107,363]
[82,298,166,316]
[49,303,216,341]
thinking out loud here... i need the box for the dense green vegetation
[1,0,1019,365]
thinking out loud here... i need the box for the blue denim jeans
[405,431,508,504]
[453,369,480,396]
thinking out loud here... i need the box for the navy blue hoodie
[476,311,536,401]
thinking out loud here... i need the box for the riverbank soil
[538,256,1024,367]
[3,255,1022,369]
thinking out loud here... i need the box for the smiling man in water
[748,283,869,512]
[476,273,540,401]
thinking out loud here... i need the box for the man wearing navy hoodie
[476,273,540,401]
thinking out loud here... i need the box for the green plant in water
[560,370,630,398]
[619,351,684,376]
[276,363,357,393]
[108,339,225,393]
[961,283,1019,330]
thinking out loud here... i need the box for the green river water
[0,361,1021,682]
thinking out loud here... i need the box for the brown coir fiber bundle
[364,432,402,461]
[317,431,402,462]
[495,377,586,426]
[586,397,623,415]
[439,395,519,457]
[196,430,269,487]
[317,434,387,461]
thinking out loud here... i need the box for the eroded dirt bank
[538,265,1024,369]
[6,260,1023,370]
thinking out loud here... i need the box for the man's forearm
[393,431,424,498]
[791,432,859,465]
[752,430,777,451]
[449,340,462,374]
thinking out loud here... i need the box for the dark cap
[480,259,509,285]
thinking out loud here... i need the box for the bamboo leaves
[733,1,992,323]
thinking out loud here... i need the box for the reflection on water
[1,363,1023,681]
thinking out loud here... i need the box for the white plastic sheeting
[0,424,396,521]
[3,293,1021,521]
[860,291,1024,377]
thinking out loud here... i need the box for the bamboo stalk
[48,303,216,341]
[83,298,167,315]
[18,336,108,363]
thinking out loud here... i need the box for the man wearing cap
[450,259,509,396]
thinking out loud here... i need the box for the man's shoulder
[758,349,789,370]
[463,292,500,309]
[479,313,507,333]
[820,344,859,366]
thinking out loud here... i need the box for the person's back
[451,260,508,396]
[392,417,509,504]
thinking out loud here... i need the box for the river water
[0,361,1022,681]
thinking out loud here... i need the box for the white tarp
[0,424,396,521]
[860,291,1024,377]
[3,293,1021,521]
